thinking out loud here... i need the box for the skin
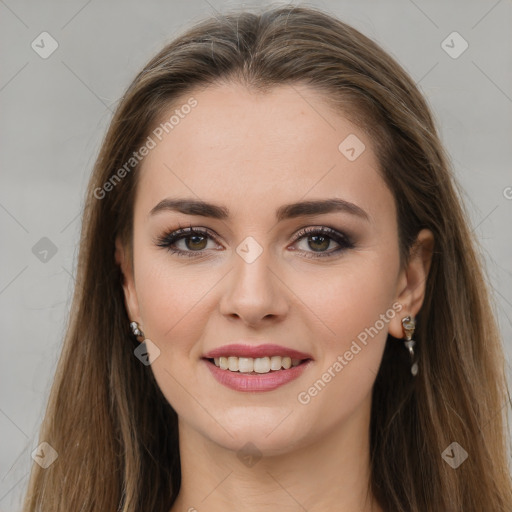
[115,82,434,512]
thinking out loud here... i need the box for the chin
[205,409,310,455]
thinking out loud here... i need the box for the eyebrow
[149,197,369,222]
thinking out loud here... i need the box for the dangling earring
[401,315,418,376]
[129,321,144,341]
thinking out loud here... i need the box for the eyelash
[154,224,355,259]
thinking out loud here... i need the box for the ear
[115,235,141,324]
[388,228,434,338]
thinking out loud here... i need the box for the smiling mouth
[205,356,311,374]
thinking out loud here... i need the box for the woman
[22,4,512,511]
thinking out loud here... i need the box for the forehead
[135,82,394,225]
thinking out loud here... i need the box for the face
[116,82,428,455]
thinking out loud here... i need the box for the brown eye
[185,234,208,251]
[292,226,354,259]
[306,234,331,252]
[155,227,220,258]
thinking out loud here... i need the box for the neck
[170,395,383,512]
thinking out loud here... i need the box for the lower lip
[203,358,313,392]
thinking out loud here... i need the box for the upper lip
[203,343,313,360]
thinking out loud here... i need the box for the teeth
[212,355,304,373]
[270,356,282,370]
[253,356,270,373]
[238,357,254,373]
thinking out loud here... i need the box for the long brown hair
[22,4,511,511]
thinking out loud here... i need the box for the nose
[219,245,289,327]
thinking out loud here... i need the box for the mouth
[202,356,313,392]
[201,343,314,391]
[204,355,312,374]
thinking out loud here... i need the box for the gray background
[1,0,511,509]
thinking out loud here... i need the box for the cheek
[292,255,399,348]
[133,255,216,409]
[291,255,399,409]
[134,253,214,351]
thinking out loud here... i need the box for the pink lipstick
[202,343,313,392]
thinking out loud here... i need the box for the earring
[129,321,144,341]
[401,316,418,376]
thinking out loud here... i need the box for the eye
[290,226,354,258]
[154,225,220,258]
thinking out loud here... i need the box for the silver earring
[401,316,418,376]
[130,321,144,341]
